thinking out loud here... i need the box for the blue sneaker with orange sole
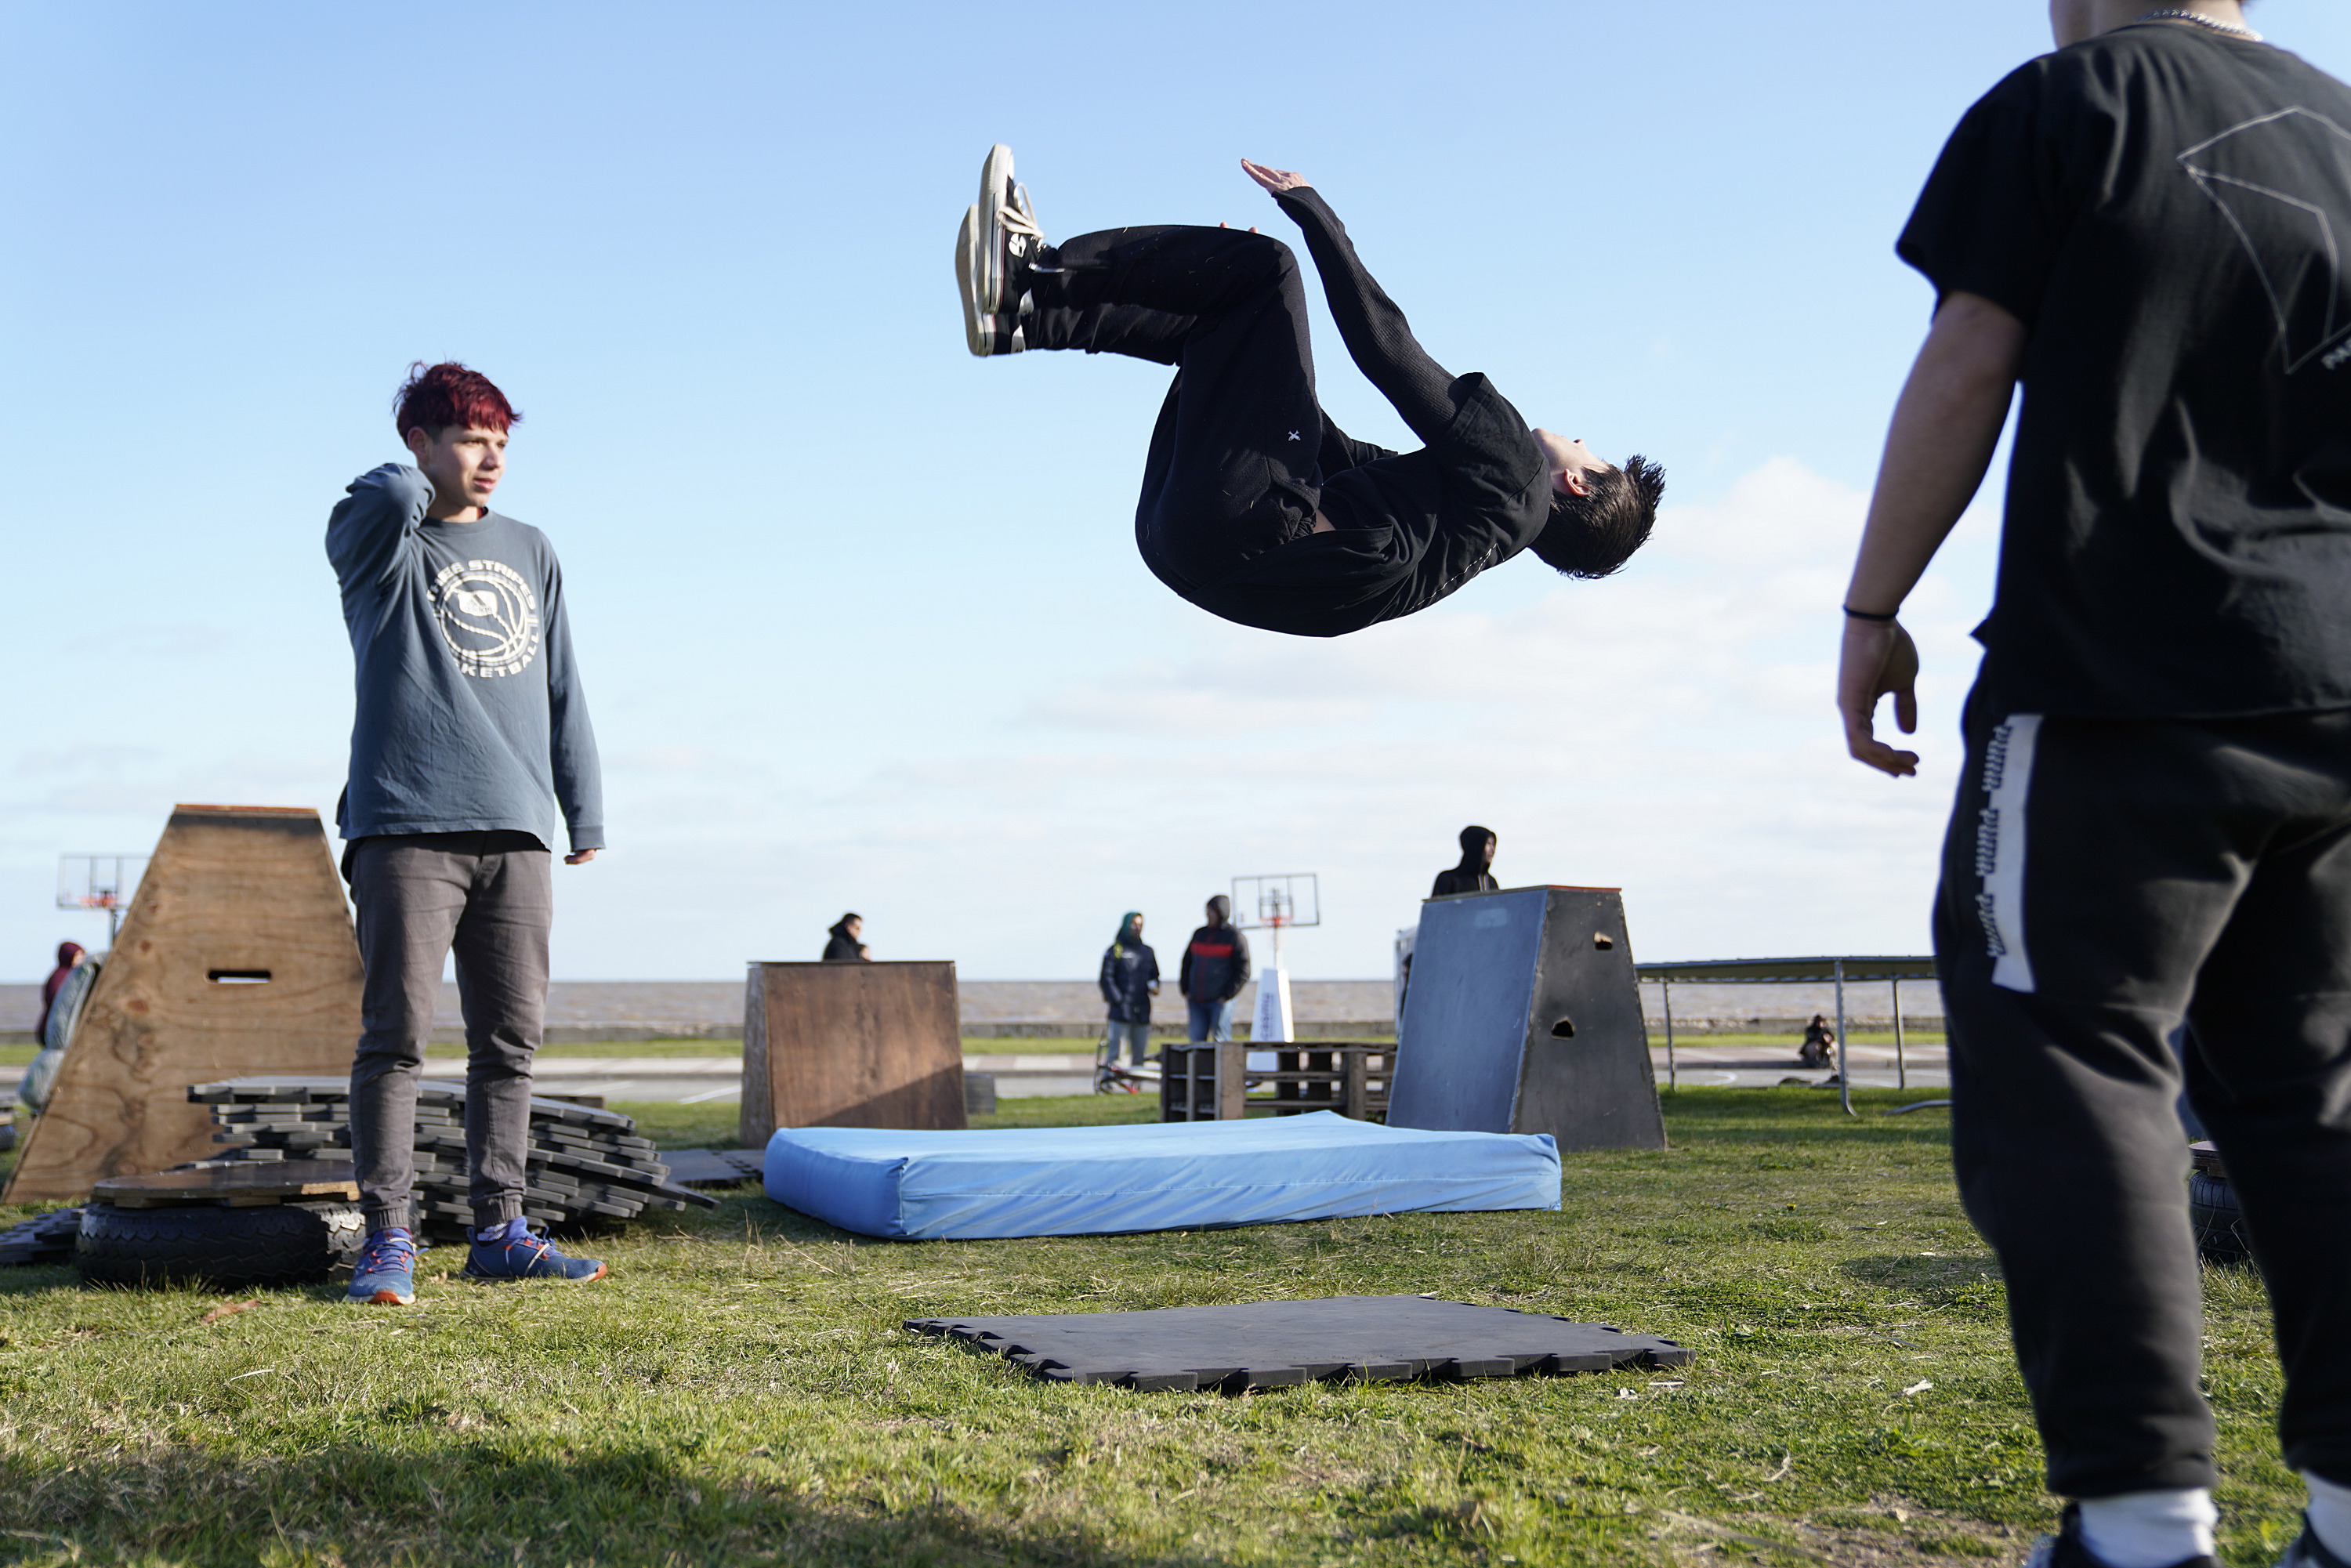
[346,1227,419,1306]
[462,1223,607,1284]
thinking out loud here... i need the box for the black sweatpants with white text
[1938,686,2351,1496]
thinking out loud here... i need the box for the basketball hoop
[57,855,147,945]
[1231,875,1320,1045]
[1230,875,1320,935]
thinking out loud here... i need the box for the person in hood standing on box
[1431,826,1500,898]
[1179,896,1252,1044]
[328,361,607,1309]
[1097,912,1161,1069]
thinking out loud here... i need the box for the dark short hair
[393,360,520,441]
[1527,454,1664,579]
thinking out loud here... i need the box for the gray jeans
[1100,1019,1151,1066]
[347,831,551,1233]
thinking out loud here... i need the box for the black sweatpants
[1937,686,2351,1497]
[1023,224,1332,591]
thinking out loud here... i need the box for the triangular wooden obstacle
[4,806,364,1203]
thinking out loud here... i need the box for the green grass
[0,1088,2302,1566]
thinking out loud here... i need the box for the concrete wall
[2,975,1947,1045]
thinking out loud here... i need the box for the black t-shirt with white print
[1900,20,2351,718]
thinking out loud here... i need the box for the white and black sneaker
[2023,1505,2219,1568]
[2279,1519,2351,1568]
[955,204,1024,357]
[975,143,1046,315]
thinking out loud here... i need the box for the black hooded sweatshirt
[1430,826,1500,899]
[821,918,864,962]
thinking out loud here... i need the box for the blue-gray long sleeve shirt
[327,464,605,853]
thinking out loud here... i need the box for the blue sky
[6,2,2348,982]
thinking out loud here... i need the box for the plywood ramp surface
[5,806,363,1202]
[741,961,967,1143]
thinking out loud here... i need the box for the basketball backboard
[57,855,147,943]
[1230,874,1319,931]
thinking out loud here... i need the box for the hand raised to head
[1241,158,1309,195]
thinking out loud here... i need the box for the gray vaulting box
[739,961,968,1142]
[1387,885,1665,1152]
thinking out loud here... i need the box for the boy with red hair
[326,361,607,1305]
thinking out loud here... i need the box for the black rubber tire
[75,1200,365,1289]
[2190,1171,2253,1266]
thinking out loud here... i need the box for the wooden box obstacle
[1388,885,1665,1152]
[739,961,968,1143]
[4,806,365,1203]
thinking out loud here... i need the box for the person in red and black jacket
[1178,896,1252,1043]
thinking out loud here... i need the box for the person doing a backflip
[1838,4,2351,1565]
[954,147,1664,637]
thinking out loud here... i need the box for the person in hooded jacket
[1179,896,1253,1042]
[1097,911,1160,1068]
[1430,826,1500,898]
[821,914,869,961]
[22,942,92,1116]
[34,943,87,1041]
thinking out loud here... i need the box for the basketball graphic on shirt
[429,559,541,678]
[2179,107,2351,374]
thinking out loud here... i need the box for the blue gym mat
[762,1110,1561,1240]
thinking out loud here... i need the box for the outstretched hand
[1241,158,1309,196]
[1838,618,1922,777]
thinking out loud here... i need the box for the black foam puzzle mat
[907,1294,1693,1392]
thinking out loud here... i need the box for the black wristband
[1842,604,1899,623]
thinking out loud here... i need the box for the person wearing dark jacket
[1178,896,1252,1042]
[1431,826,1500,899]
[954,148,1662,638]
[822,914,867,961]
[1096,911,1160,1067]
[34,942,87,1042]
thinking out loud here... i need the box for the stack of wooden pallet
[187,1077,715,1240]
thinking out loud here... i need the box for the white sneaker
[954,205,1022,357]
[975,143,1045,316]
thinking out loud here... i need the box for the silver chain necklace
[2139,9,2265,42]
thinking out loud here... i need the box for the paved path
[0,1041,1948,1109]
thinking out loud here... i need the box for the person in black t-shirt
[952,147,1665,638]
[1430,826,1500,899]
[1836,5,2351,1566]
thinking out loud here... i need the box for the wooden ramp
[740,961,967,1143]
[4,806,364,1203]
